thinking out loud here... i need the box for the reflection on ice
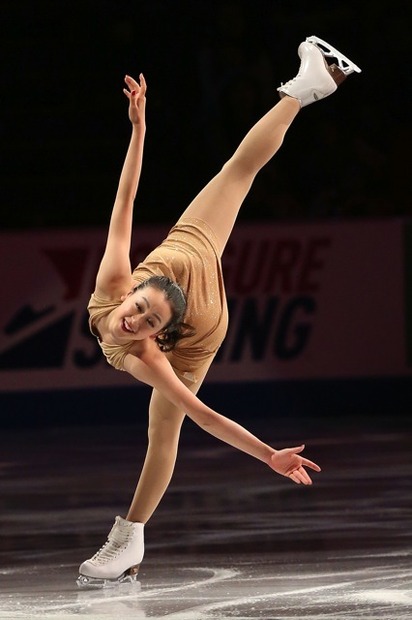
[0,425,411,618]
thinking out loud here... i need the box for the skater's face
[113,286,173,342]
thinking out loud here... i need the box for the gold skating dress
[87,217,229,384]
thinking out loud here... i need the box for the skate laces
[90,523,133,566]
[280,75,300,88]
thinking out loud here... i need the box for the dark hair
[134,276,195,352]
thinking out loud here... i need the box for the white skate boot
[77,516,144,588]
[278,35,361,107]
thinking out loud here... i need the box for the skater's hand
[268,445,321,485]
[123,74,147,127]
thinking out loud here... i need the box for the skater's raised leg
[178,96,300,257]
[178,36,361,257]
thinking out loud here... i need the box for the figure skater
[77,36,361,587]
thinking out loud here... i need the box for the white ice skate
[77,516,144,588]
[278,35,361,107]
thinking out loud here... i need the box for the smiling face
[110,285,173,343]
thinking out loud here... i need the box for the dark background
[1,1,411,428]
[2,0,410,230]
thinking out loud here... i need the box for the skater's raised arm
[95,74,147,298]
[123,351,321,485]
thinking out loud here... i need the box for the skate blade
[306,35,362,74]
[76,570,140,589]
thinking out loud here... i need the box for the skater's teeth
[123,319,133,333]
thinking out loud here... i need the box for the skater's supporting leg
[126,390,185,523]
[77,359,215,587]
[126,358,215,523]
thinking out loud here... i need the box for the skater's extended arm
[95,74,147,298]
[123,352,320,484]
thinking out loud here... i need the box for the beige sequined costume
[88,217,228,383]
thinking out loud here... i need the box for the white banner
[0,220,409,392]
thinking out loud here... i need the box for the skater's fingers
[124,75,140,90]
[290,467,312,485]
[124,74,146,97]
[301,457,321,472]
[138,73,147,94]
